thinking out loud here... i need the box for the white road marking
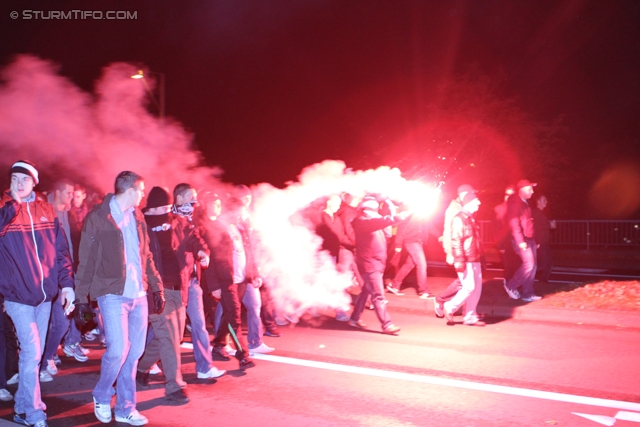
[616,411,640,422]
[572,410,640,425]
[252,354,640,412]
[572,412,616,426]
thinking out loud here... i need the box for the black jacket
[507,194,535,245]
[201,218,259,291]
[352,210,401,273]
[316,212,343,259]
[336,203,358,250]
[532,207,550,246]
[146,213,208,305]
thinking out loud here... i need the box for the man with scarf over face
[137,186,224,406]
[167,184,223,378]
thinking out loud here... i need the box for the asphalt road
[1,299,638,427]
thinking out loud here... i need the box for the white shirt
[227,223,247,284]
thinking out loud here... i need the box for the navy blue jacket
[0,190,74,306]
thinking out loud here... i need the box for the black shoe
[136,371,150,390]
[166,388,189,405]
[212,346,231,361]
[264,329,281,338]
[239,357,255,370]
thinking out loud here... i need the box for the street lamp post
[132,69,165,123]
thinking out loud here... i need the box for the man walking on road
[74,171,165,426]
[0,161,75,427]
[444,192,485,326]
[348,197,409,335]
[504,179,541,302]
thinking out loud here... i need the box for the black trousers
[213,282,249,355]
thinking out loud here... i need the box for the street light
[131,69,165,123]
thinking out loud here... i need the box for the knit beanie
[10,160,39,185]
[145,186,171,210]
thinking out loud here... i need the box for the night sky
[1,0,639,219]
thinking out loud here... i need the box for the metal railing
[478,220,640,249]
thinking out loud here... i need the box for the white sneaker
[149,363,162,375]
[7,373,18,385]
[274,316,289,326]
[0,388,12,402]
[93,397,112,423]
[63,344,89,362]
[223,344,236,355]
[386,284,405,296]
[503,280,521,300]
[115,410,148,426]
[78,344,90,355]
[249,343,274,354]
[335,310,350,322]
[46,359,58,375]
[39,371,53,382]
[522,295,542,302]
[197,366,226,379]
[283,314,299,324]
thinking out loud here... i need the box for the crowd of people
[0,159,554,426]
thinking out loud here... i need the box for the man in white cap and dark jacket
[0,160,75,427]
[444,191,485,326]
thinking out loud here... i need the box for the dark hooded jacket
[352,209,402,273]
[0,190,74,306]
[200,217,259,292]
[146,212,208,305]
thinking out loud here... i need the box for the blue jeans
[350,269,392,330]
[391,242,429,294]
[42,296,81,363]
[0,295,7,388]
[187,279,214,374]
[5,300,51,425]
[506,238,538,298]
[94,295,148,418]
[42,297,67,363]
[65,314,82,345]
[242,282,263,349]
[213,300,223,336]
